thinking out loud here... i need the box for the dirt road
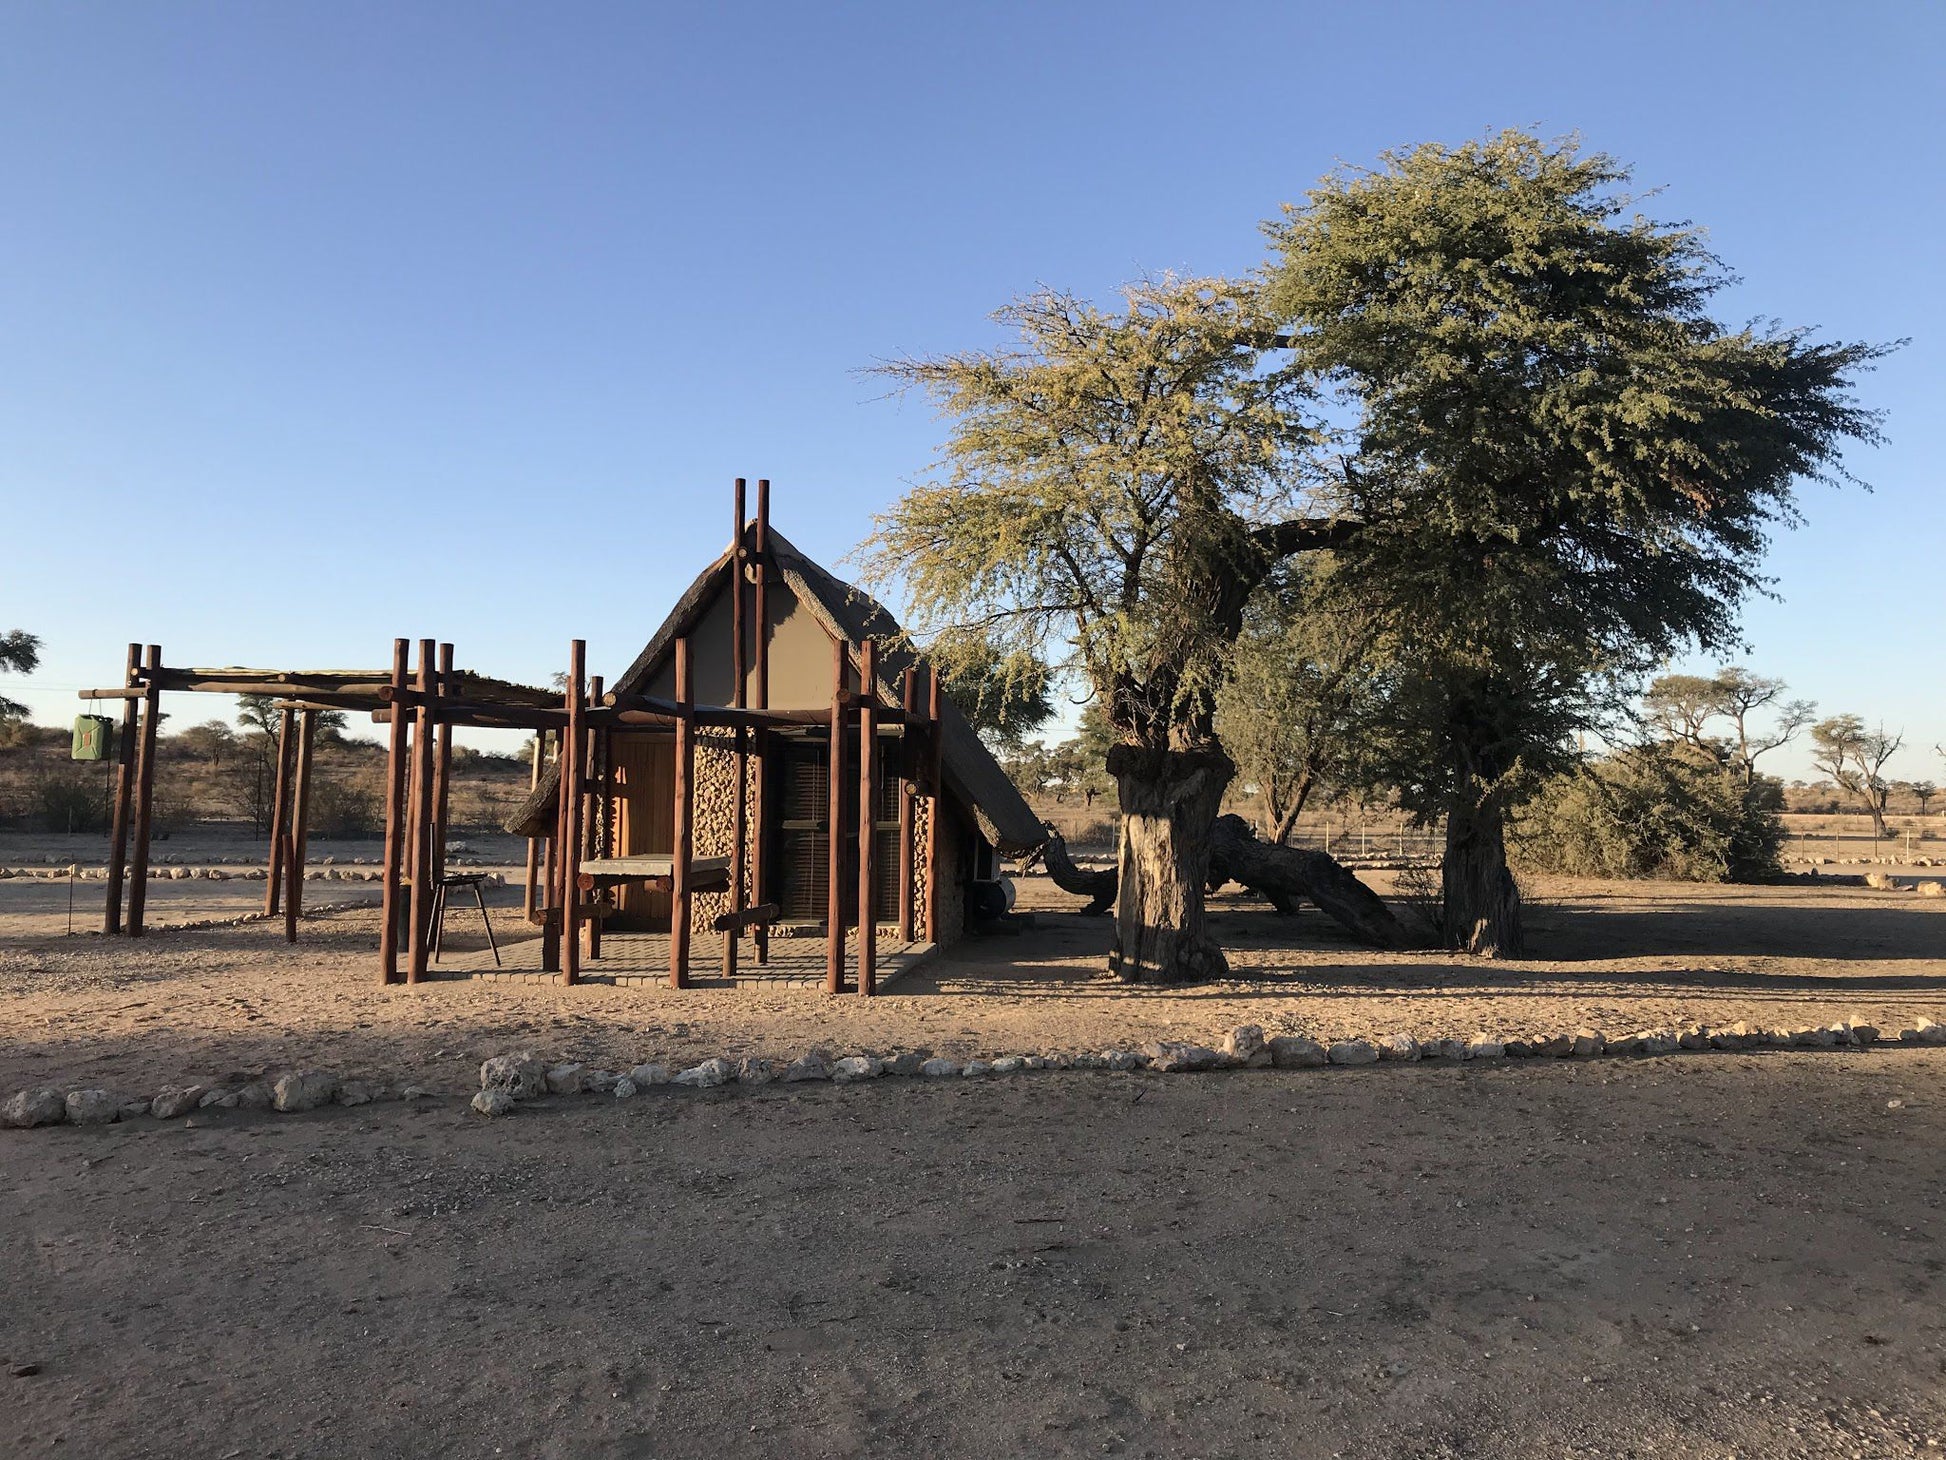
[5,1053,1943,1458]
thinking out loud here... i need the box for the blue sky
[1,1,1939,782]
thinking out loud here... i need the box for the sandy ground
[1,868,1942,1099]
[5,1054,1944,1459]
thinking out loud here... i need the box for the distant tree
[1642,674,1726,757]
[1642,667,1814,785]
[174,720,238,768]
[1217,561,1383,844]
[1912,781,1936,817]
[0,629,41,722]
[1809,715,1904,837]
[235,693,347,741]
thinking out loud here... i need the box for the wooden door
[768,732,902,928]
[608,732,674,930]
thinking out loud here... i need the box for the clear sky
[1,1,1938,783]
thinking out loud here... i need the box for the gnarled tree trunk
[1107,745,1232,984]
[1442,793,1522,957]
[1208,815,1410,949]
[1039,825,1116,914]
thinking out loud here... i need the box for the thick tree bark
[1039,825,1117,915]
[1106,745,1232,984]
[1442,794,1523,957]
[1208,815,1411,948]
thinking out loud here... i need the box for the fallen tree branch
[1039,824,1116,915]
[1208,815,1412,950]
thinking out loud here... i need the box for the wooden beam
[264,706,295,917]
[857,638,877,997]
[432,643,455,884]
[407,638,437,984]
[898,666,917,944]
[126,645,162,938]
[585,674,604,962]
[826,635,846,995]
[285,708,316,943]
[725,478,746,980]
[753,477,770,967]
[379,639,410,983]
[103,643,140,935]
[926,666,944,944]
[669,636,693,990]
[523,728,544,923]
[562,640,586,986]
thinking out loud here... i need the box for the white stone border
[7,1017,1944,1130]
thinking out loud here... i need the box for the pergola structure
[80,479,951,997]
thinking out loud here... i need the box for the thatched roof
[594,527,1046,856]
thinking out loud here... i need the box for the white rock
[1268,1036,1326,1068]
[1640,1032,1680,1056]
[65,1089,121,1125]
[273,1071,340,1112]
[990,1056,1026,1075]
[150,1087,207,1120]
[1145,1041,1222,1073]
[1104,1050,1144,1072]
[612,1077,639,1099]
[584,1069,619,1093]
[471,1089,515,1117]
[885,1052,926,1077]
[336,1080,378,1107]
[674,1058,734,1088]
[237,1082,274,1110]
[199,1089,239,1109]
[1570,1029,1606,1057]
[628,1063,671,1087]
[544,1063,587,1095]
[920,1058,960,1078]
[831,1056,884,1083]
[1326,1039,1379,1066]
[1846,1020,1880,1046]
[1223,1025,1271,1067]
[782,1050,833,1082]
[1433,1038,1468,1061]
[1466,1035,1505,1061]
[736,1056,775,1085]
[2,1088,67,1128]
[1915,1019,1946,1046]
[479,1053,548,1100]
[1378,1034,1420,1062]
[960,1060,991,1077]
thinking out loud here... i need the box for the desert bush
[309,778,380,839]
[29,765,112,834]
[1511,744,1784,882]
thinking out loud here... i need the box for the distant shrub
[30,765,111,834]
[310,778,380,839]
[1511,744,1784,883]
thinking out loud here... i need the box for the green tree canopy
[1264,130,1891,954]
[0,629,41,722]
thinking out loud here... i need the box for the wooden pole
[523,729,544,923]
[284,708,316,943]
[103,643,140,935]
[826,635,846,995]
[264,707,294,916]
[857,638,877,997]
[407,638,437,984]
[926,666,944,944]
[752,477,771,966]
[379,638,410,983]
[898,666,917,944]
[432,643,454,880]
[669,636,693,990]
[725,479,746,980]
[584,674,603,961]
[562,640,586,986]
[126,645,162,938]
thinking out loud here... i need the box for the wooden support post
[752,477,771,966]
[926,666,944,944]
[264,706,295,917]
[523,729,544,923]
[406,638,437,984]
[284,708,316,943]
[126,645,162,938]
[898,666,917,943]
[103,643,140,935]
[725,479,746,980]
[585,674,603,961]
[432,643,455,879]
[379,638,410,983]
[826,636,847,995]
[562,640,586,986]
[857,638,877,997]
[669,636,693,990]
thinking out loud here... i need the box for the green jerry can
[72,714,117,762]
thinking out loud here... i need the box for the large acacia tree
[1266,131,1890,955]
[864,279,1350,982]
